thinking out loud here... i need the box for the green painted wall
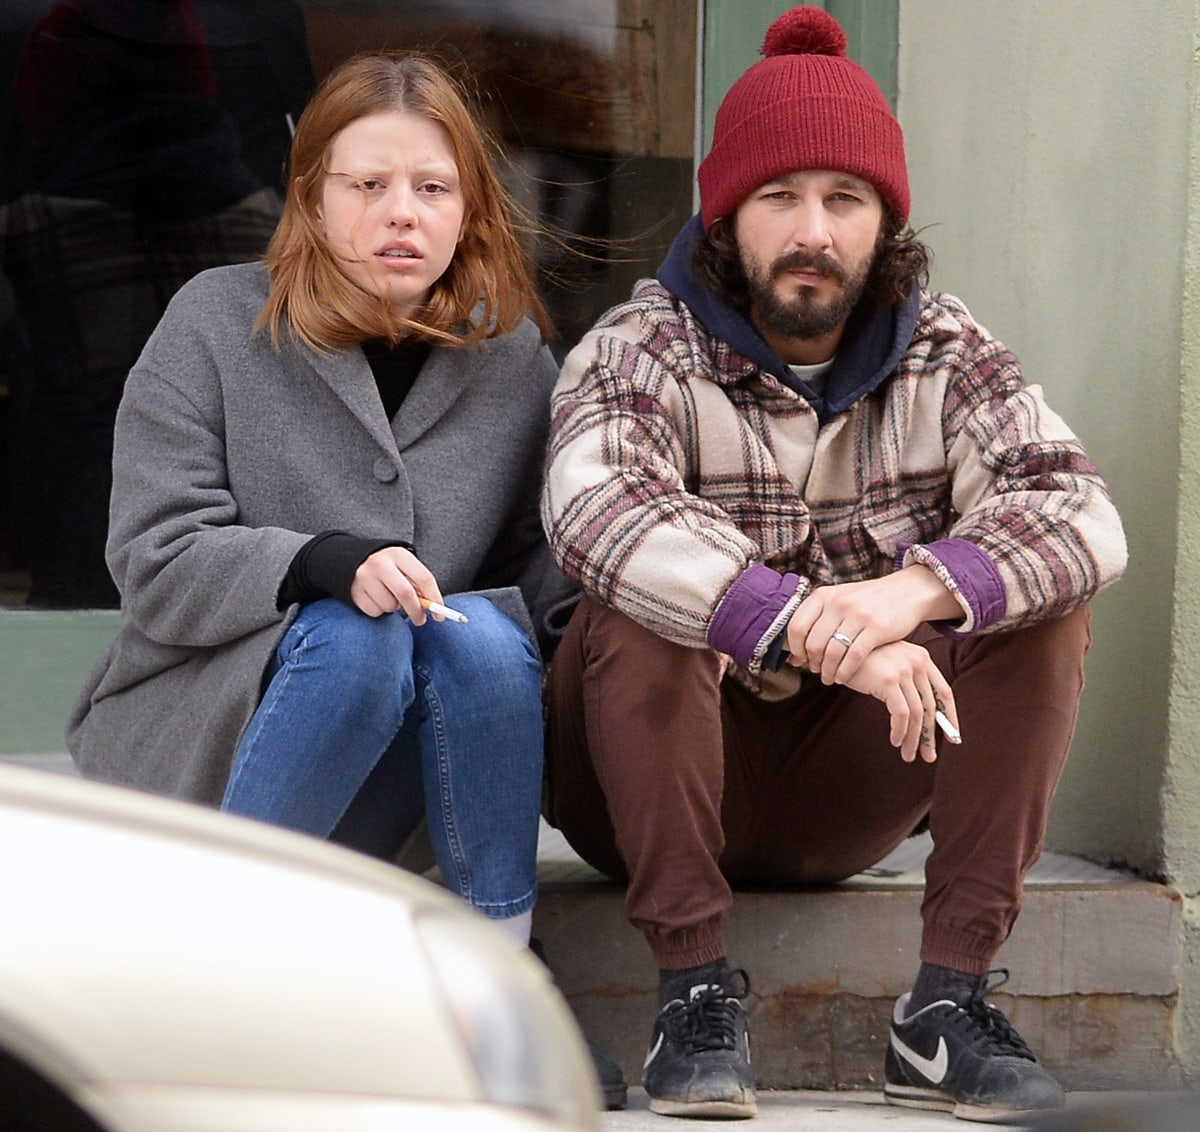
[898,0,1192,877]
[701,1,897,155]
[0,612,118,754]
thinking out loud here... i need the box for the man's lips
[773,251,846,285]
[784,267,829,284]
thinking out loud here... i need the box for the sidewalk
[603,1088,1194,1130]
[607,1089,954,1129]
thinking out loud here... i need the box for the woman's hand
[350,546,445,623]
[786,565,963,686]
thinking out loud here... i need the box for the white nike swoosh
[890,1031,949,1084]
[643,1032,665,1070]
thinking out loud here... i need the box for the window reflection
[0,0,696,608]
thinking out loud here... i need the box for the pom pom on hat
[697,5,909,229]
[761,5,847,58]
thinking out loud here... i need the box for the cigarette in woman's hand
[419,597,469,623]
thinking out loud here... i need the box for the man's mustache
[771,250,847,285]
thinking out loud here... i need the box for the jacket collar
[656,214,921,425]
[305,327,480,454]
[306,346,399,453]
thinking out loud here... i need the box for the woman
[67,52,570,948]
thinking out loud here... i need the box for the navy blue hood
[657,215,921,425]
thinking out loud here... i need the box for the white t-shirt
[788,357,836,396]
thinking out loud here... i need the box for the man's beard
[742,247,872,342]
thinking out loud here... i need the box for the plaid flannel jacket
[542,279,1126,697]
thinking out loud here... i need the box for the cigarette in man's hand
[419,597,469,623]
[935,710,962,744]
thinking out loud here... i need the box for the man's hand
[790,638,957,763]
[784,565,963,762]
[350,547,444,622]
[786,565,962,685]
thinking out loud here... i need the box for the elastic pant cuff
[920,921,1000,977]
[640,915,726,970]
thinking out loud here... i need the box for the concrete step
[532,825,1184,1095]
[14,752,1180,1095]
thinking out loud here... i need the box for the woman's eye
[419,181,448,196]
[337,175,385,193]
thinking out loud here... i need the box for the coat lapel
[307,346,398,455]
[391,342,479,450]
[306,336,482,453]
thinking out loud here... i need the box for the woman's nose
[385,185,417,227]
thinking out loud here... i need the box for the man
[540,5,1127,1125]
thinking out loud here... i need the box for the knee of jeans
[289,599,417,697]
[419,595,540,681]
[451,595,535,647]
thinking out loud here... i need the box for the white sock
[491,908,533,949]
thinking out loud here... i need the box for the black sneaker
[586,1038,628,1110]
[642,968,756,1119]
[884,969,1065,1124]
[527,938,627,1110]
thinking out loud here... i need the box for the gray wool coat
[67,262,571,805]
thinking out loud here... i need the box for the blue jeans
[222,595,543,921]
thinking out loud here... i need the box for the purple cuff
[900,538,1006,636]
[708,565,808,669]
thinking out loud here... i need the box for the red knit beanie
[697,6,909,229]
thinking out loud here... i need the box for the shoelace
[662,969,751,1054]
[959,969,1036,1061]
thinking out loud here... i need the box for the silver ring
[832,631,855,648]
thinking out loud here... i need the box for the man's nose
[788,200,832,251]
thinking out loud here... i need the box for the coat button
[373,458,398,483]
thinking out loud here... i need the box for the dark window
[0,0,697,607]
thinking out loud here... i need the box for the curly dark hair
[691,206,931,317]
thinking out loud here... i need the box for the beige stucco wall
[898,0,1196,880]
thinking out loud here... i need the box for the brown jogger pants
[545,596,1092,975]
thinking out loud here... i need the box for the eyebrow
[830,174,875,193]
[328,156,458,177]
[763,172,875,193]
[327,159,459,180]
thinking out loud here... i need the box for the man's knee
[959,603,1092,684]
[571,595,722,686]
